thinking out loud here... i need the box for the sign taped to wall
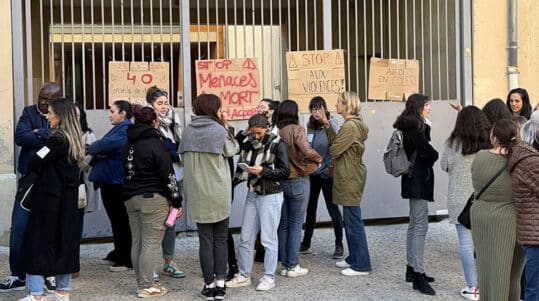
[195,58,261,120]
[108,61,170,105]
[368,57,419,101]
[286,49,346,112]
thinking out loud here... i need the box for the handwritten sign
[108,61,169,105]
[368,57,419,101]
[195,58,260,120]
[286,50,346,112]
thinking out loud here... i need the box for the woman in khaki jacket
[318,91,372,277]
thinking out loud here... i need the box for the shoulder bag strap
[475,163,507,200]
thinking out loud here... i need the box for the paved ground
[0,219,467,301]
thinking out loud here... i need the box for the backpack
[383,129,417,177]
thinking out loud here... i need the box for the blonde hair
[49,99,85,168]
[338,91,361,116]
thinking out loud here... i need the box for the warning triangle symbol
[335,52,344,65]
[242,58,257,70]
[288,55,298,68]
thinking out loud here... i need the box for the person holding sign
[146,86,186,280]
[180,94,239,300]
[317,92,372,277]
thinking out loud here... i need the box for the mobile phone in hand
[238,162,250,171]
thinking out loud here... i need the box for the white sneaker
[225,274,251,288]
[285,264,308,278]
[460,286,479,301]
[18,295,42,301]
[340,268,370,276]
[255,276,275,291]
[336,260,351,268]
[279,267,287,277]
[54,292,69,301]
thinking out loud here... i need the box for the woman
[471,119,525,301]
[300,96,344,259]
[275,100,322,278]
[20,98,85,301]
[393,93,438,295]
[506,88,532,120]
[146,86,185,279]
[226,113,289,291]
[88,100,133,271]
[180,94,239,300]
[318,92,371,276]
[122,106,183,298]
[508,111,539,301]
[441,106,491,300]
[483,98,514,127]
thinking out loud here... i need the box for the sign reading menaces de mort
[195,58,261,120]
[286,49,346,113]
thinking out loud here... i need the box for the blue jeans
[406,198,428,273]
[524,245,539,301]
[27,274,71,295]
[456,224,478,288]
[279,176,309,269]
[343,206,371,272]
[9,199,30,279]
[238,192,283,277]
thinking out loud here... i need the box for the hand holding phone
[238,162,250,171]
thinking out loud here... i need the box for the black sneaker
[333,245,344,259]
[0,276,26,292]
[226,265,238,281]
[412,273,436,296]
[406,265,434,282]
[201,284,215,301]
[45,276,56,293]
[214,286,226,300]
[299,244,312,254]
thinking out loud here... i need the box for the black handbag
[458,164,507,229]
[15,172,39,211]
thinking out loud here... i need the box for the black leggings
[101,184,132,267]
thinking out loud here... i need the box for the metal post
[508,0,519,89]
[180,1,192,125]
[459,0,473,105]
[322,0,332,50]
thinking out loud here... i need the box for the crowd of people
[1,82,538,301]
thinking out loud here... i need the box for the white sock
[215,279,225,287]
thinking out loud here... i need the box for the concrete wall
[473,1,539,107]
[0,1,15,245]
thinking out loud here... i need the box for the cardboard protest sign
[286,50,346,113]
[108,61,169,105]
[195,58,261,120]
[368,57,419,101]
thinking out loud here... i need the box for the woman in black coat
[393,94,439,296]
[20,98,85,301]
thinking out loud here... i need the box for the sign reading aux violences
[109,61,170,105]
[195,58,261,120]
[286,50,346,113]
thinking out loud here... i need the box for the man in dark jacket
[0,83,60,293]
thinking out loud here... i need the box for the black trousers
[101,184,132,267]
[198,218,229,284]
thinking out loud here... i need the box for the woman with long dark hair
[20,98,84,301]
[470,119,525,300]
[441,106,491,300]
[506,88,532,120]
[393,93,438,295]
[88,100,133,271]
[275,100,322,278]
[482,98,513,127]
[180,94,239,300]
[300,96,344,259]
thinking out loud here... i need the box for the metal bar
[296,0,299,50]
[131,0,135,60]
[159,0,164,61]
[305,0,308,50]
[121,0,125,61]
[71,0,76,99]
[323,0,332,50]
[207,0,210,59]
[252,0,256,56]
[280,0,283,98]
[380,0,383,57]
[60,0,66,96]
[234,0,238,58]
[397,0,400,58]
[437,0,442,99]
[429,0,433,97]
[180,0,192,124]
[216,0,219,59]
[270,0,274,98]
[140,0,144,60]
[81,0,86,107]
[197,0,201,59]
[338,0,341,48]
[314,0,317,50]
[445,0,450,99]
[371,0,375,55]
[169,0,174,97]
[39,0,44,84]
[50,0,55,82]
[21,0,33,105]
[363,0,368,100]
[150,0,154,61]
[102,0,106,104]
[405,0,408,59]
[421,0,425,93]
[413,0,416,59]
[287,0,291,50]
[112,0,115,60]
[13,0,26,158]
[91,0,96,109]
[225,0,228,58]
[243,0,246,57]
[355,0,359,92]
[261,0,265,95]
[388,0,391,58]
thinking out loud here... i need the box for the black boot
[226,264,239,281]
[406,265,435,282]
[412,272,436,296]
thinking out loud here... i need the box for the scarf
[156,106,182,143]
